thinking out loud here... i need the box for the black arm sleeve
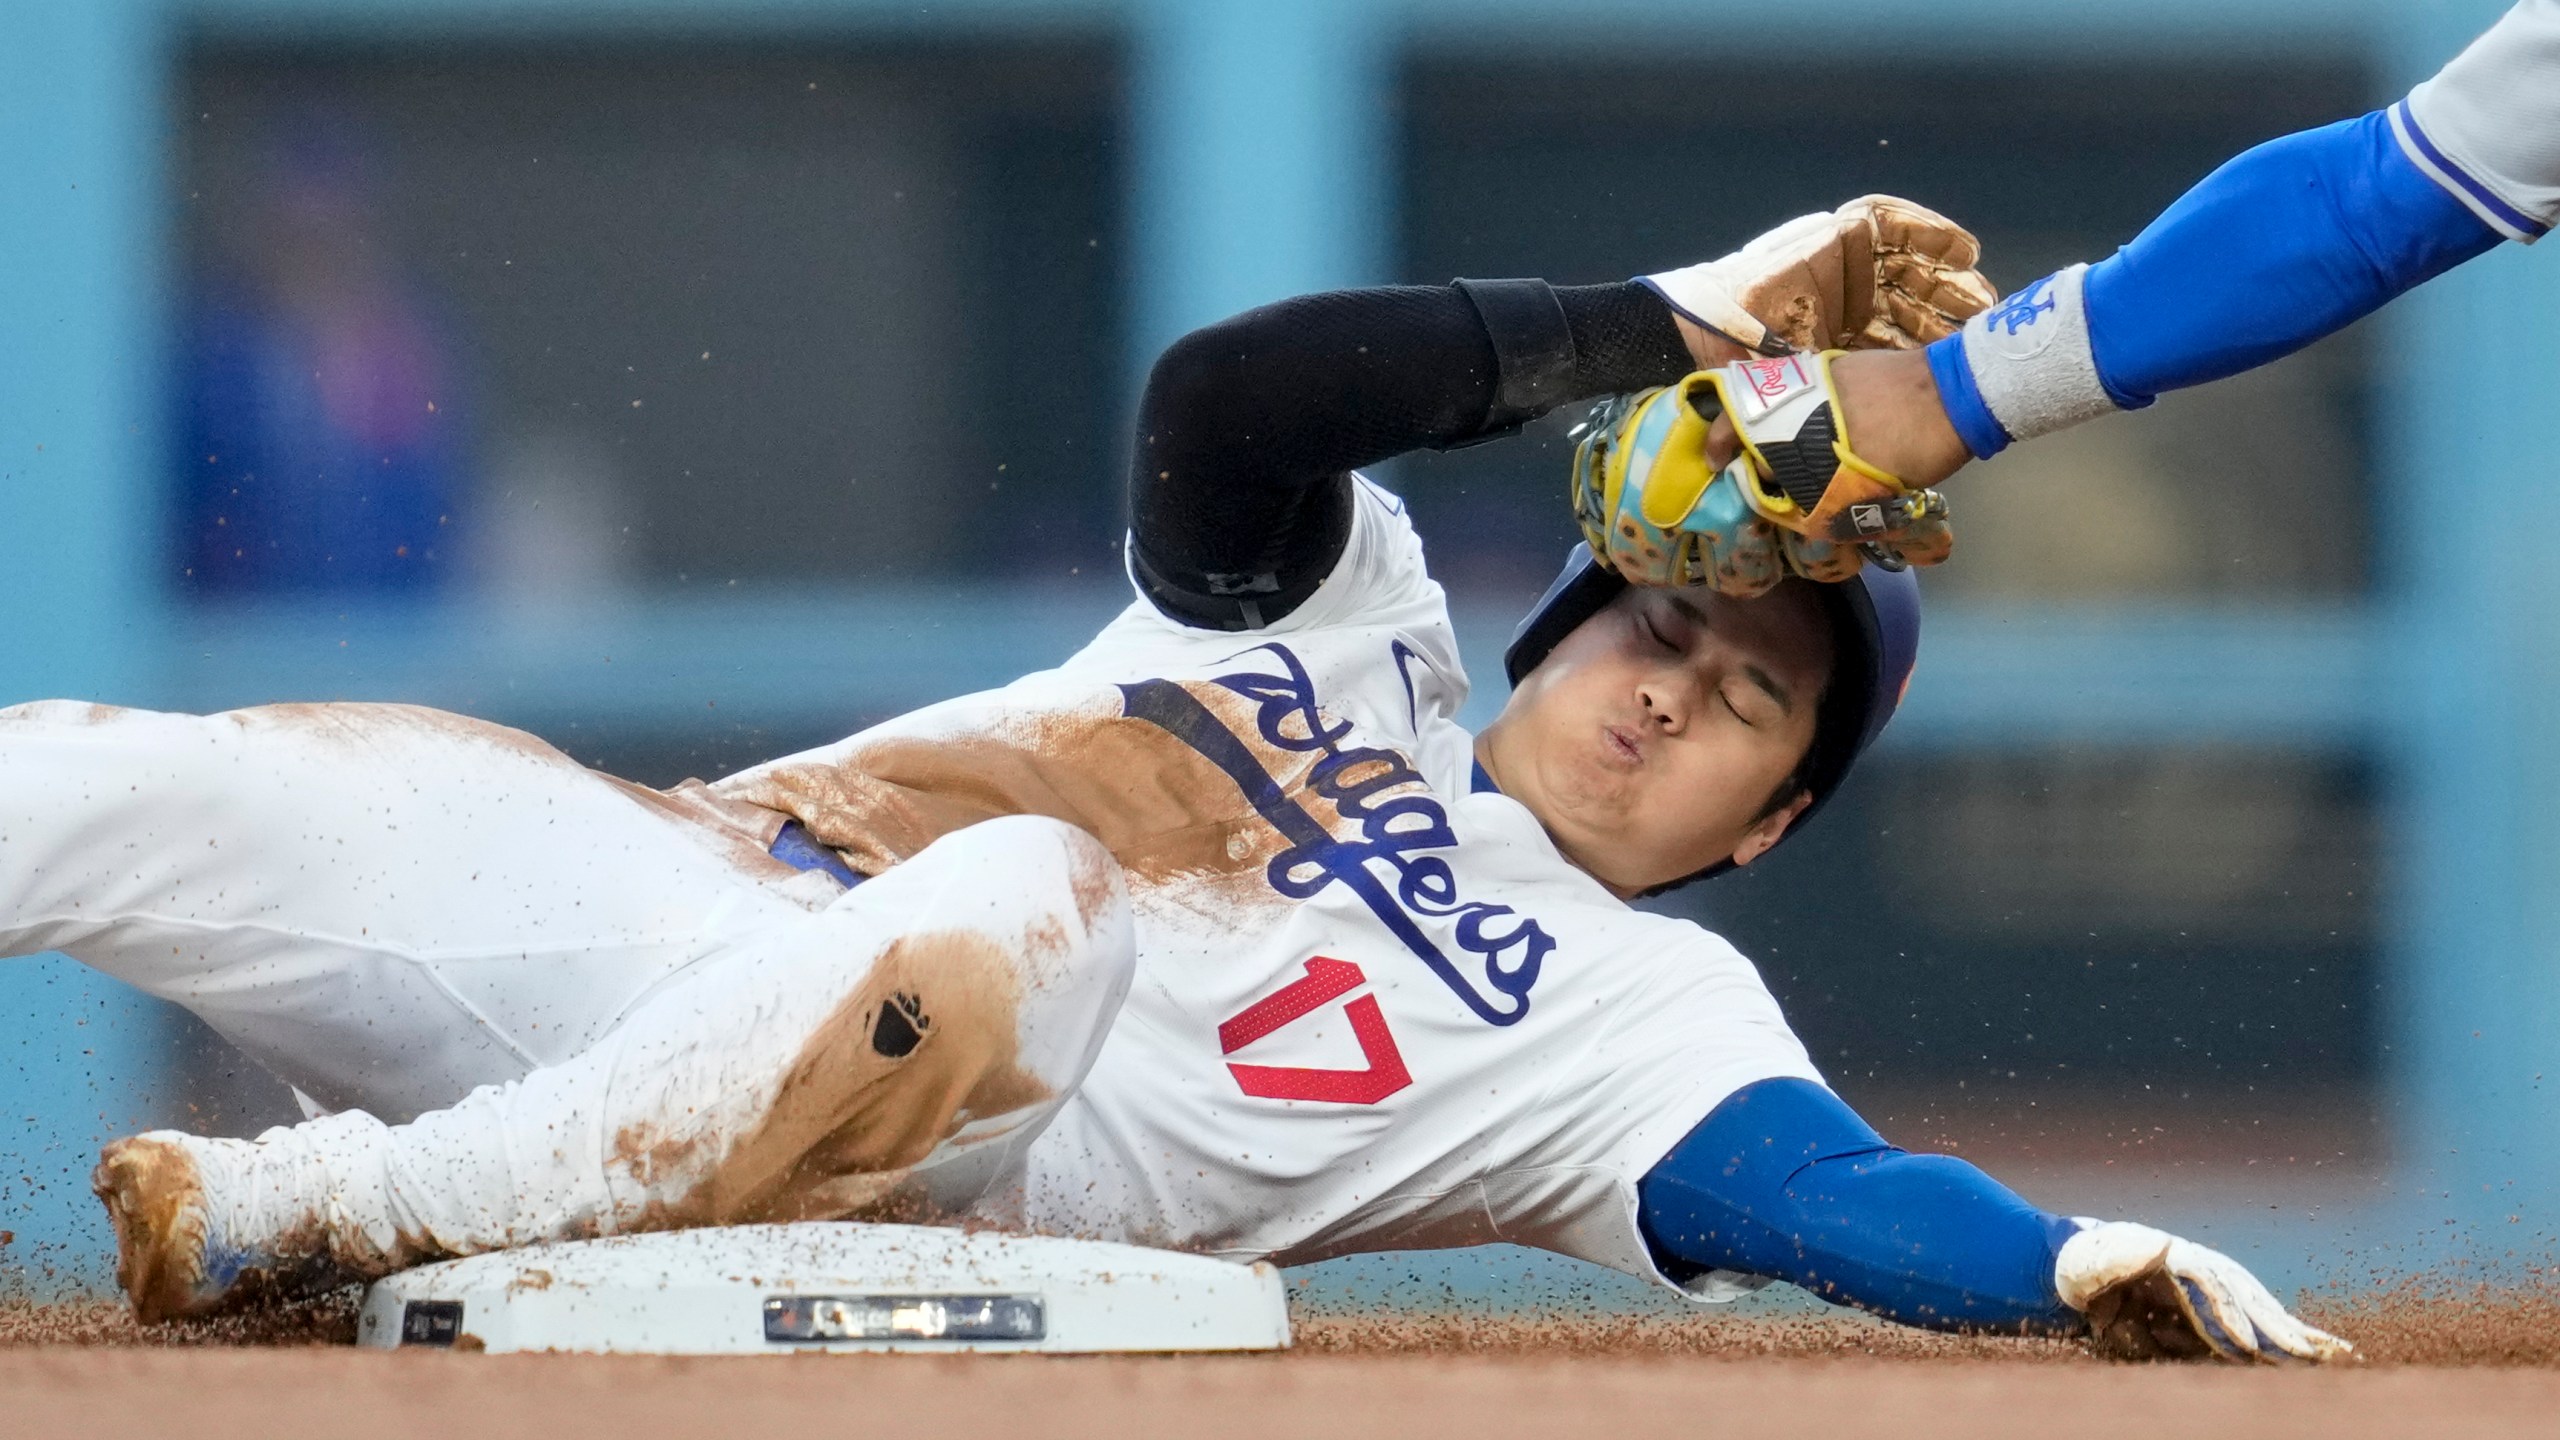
[1128,280,1696,630]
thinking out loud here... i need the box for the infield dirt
[4,1288,2557,1440]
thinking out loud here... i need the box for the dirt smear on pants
[609,928,1054,1230]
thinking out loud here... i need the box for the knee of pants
[849,813,1135,1098]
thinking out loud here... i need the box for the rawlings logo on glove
[1739,357,1799,400]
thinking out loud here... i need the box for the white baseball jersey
[2401,0,2560,241]
[708,477,1823,1291]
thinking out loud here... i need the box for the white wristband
[1958,264,2122,443]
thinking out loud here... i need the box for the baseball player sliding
[26,207,2330,1361]
[38,0,2547,1354]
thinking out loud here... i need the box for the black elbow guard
[1450,277,1580,443]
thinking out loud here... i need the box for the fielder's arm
[1805,0,2560,484]
[1638,1078,2350,1362]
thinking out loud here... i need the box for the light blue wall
[0,0,180,1287]
[2380,0,2560,1232]
[1128,0,1388,362]
[2,1,168,705]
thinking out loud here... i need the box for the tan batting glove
[1639,195,1999,358]
[2055,1220,2354,1364]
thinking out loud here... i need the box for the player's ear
[1729,789,1814,869]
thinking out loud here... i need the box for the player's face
[1479,582,1830,897]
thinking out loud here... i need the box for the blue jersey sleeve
[1930,107,2504,457]
[1637,1078,2083,1334]
[2085,108,2501,401]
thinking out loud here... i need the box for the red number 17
[1216,957,1411,1105]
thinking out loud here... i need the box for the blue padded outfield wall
[4,0,2553,1295]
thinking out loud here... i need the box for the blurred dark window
[175,110,471,596]
[177,41,1125,603]
[1670,747,2381,1162]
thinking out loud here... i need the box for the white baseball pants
[2,700,1135,1245]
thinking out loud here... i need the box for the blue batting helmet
[1501,545,1921,888]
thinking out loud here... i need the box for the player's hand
[1814,348,1973,490]
[1694,350,1974,527]
[2054,1221,2354,1364]
[1570,369,1951,597]
[1642,195,1999,365]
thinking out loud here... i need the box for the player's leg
[0,700,825,1121]
[92,814,1134,1323]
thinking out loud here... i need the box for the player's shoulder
[1266,471,1444,634]
[1561,904,1810,1076]
[1078,471,1458,673]
[1351,471,1413,523]
[1574,900,1767,988]
[1344,472,1429,573]
[1564,896,1794,1035]
[1460,818,1779,995]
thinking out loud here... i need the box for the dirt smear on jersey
[711,695,1322,914]
[0,698,127,728]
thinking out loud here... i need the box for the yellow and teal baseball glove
[1571,354,1952,595]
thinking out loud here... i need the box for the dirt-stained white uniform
[5,478,1819,1298]
[710,478,1823,1284]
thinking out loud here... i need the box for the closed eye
[1739,662,1794,718]
[1640,598,1701,653]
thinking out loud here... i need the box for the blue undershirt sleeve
[1924,333,2010,459]
[2081,108,2501,404]
[1636,1077,2083,1334]
[1928,107,2506,461]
